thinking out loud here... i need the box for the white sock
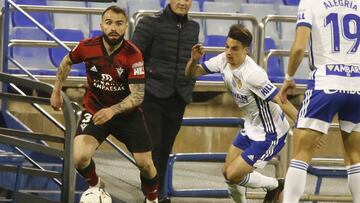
[226,180,247,203]
[347,163,360,203]
[239,171,278,190]
[283,159,308,203]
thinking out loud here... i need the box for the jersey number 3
[325,13,360,53]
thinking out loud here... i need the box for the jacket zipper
[174,23,182,87]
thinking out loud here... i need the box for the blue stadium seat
[12,0,53,31]
[89,30,102,38]
[127,0,161,18]
[47,1,89,37]
[10,27,56,72]
[264,37,283,81]
[283,0,299,5]
[49,29,85,76]
[203,1,241,36]
[160,0,167,8]
[203,35,226,61]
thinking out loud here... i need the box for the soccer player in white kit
[185,24,298,203]
[280,0,360,202]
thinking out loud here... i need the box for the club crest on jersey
[326,64,360,77]
[233,77,242,89]
[116,67,124,77]
[132,61,144,75]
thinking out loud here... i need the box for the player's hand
[191,44,204,61]
[92,108,115,125]
[50,91,63,111]
[280,79,296,103]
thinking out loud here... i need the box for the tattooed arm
[50,54,73,110]
[92,83,145,125]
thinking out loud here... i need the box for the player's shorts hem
[339,120,360,133]
[296,117,330,134]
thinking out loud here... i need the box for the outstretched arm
[92,83,145,125]
[185,44,207,78]
[272,93,298,124]
[50,54,73,110]
[280,26,310,103]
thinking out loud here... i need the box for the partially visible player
[50,6,159,203]
[185,24,298,203]
[280,0,360,202]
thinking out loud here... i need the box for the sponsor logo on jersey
[260,83,275,96]
[101,74,113,81]
[233,93,248,103]
[326,64,360,77]
[116,67,124,77]
[132,61,144,75]
[324,89,360,95]
[90,66,98,72]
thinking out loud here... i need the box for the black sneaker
[159,197,171,203]
[263,178,284,203]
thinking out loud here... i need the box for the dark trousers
[142,92,186,198]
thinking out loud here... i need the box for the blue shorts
[232,129,287,169]
[297,89,360,134]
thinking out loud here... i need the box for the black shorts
[75,108,152,153]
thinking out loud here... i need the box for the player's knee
[137,159,154,173]
[225,167,245,184]
[73,153,92,169]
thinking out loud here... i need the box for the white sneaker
[227,182,247,203]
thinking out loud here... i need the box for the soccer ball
[80,187,112,203]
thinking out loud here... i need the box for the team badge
[116,67,124,77]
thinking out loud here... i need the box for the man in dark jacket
[132,0,199,202]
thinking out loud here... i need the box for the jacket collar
[164,4,188,24]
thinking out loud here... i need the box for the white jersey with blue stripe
[297,0,360,90]
[202,53,290,141]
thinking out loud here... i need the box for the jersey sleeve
[201,52,226,73]
[245,68,278,101]
[68,42,84,64]
[296,0,312,29]
[128,51,145,84]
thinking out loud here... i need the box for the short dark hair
[102,5,127,20]
[227,24,252,47]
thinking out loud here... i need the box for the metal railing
[0,72,76,203]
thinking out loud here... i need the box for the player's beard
[103,34,124,46]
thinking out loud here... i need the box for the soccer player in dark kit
[50,6,159,203]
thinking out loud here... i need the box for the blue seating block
[283,0,299,5]
[12,0,53,31]
[49,29,85,76]
[203,35,226,61]
[11,27,56,72]
[264,37,283,80]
